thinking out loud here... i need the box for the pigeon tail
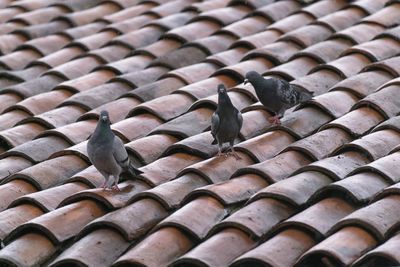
[126,161,143,177]
[299,90,314,102]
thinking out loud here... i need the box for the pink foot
[111,184,121,192]
[268,116,281,125]
[101,182,107,190]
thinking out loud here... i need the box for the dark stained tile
[315,7,367,32]
[319,172,389,204]
[2,136,71,163]
[254,1,302,23]
[0,233,56,267]
[180,151,253,184]
[11,182,89,212]
[333,22,385,44]
[172,228,255,267]
[297,227,377,266]
[322,107,385,137]
[251,171,333,207]
[234,29,281,49]
[8,200,106,245]
[188,174,268,206]
[215,198,295,238]
[50,229,129,267]
[330,70,393,98]
[9,155,88,190]
[280,24,333,48]
[284,128,352,160]
[295,39,354,64]
[353,231,400,267]
[281,197,356,237]
[131,173,207,209]
[111,114,163,142]
[362,2,400,27]
[139,153,202,186]
[236,151,311,183]
[268,13,314,34]
[298,151,370,181]
[125,134,178,165]
[156,196,224,239]
[231,229,315,267]
[84,198,169,241]
[0,204,43,242]
[61,180,150,210]
[355,152,400,183]
[151,108,214,139]
[0,180,37,211]
[115,227,192,267]
[165,20,221,43]
[235,131,295,162]
[220,16,270,39]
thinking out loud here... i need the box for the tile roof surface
[0,0,399,266]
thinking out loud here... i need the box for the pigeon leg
[268,115,281,125]
[101,174,109,190]
[217,143,223,157]
[111,175,121,192]
[228,141,241,160]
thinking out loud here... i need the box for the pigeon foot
[227,150,242,160]
[268,116,281,125]
[111,184,121,192]
[101,182,107,190]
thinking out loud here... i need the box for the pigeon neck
[254,77,275,96]
[218,93,234,108]
[93,120,113,139]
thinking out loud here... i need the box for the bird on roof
[244,71,314,125]
[211,84,243,160]
[87,110,143,191]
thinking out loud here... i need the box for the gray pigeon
[87,110,143,191]
[211,84,243,160]
[244,71,314,125]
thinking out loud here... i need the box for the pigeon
[244,71,314,125]
[87,110,143,191]
[211,84,243,160]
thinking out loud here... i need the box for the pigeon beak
[244,79,249,85]
[101,116,108,121]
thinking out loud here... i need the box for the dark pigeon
[211,84,243,159]
[244,71,314,124]
[87,110,143,191]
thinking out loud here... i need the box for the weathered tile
[115,227,192,267]
[0,233,56,267]
[132,173,207,209]
[0,204,43,242]
[297,227,377,266]
[84,198,168,241]
[187,174,268,206]
[252,171,333,207]
[281,197,355,237]
[50,229,129,267]
[172,228,255,267]
[215,198,295,238]
[232,229,315,267]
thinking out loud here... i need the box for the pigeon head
[217,84,227,95]
[217,84,233,107]
[244,71,262,85]
[99,110,110,124]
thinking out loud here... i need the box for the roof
[0,0,399,266]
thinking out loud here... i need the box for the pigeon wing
[237,111,243,130]
[275,79,301,106]
[112,136,129,168]
[211,112,220,138]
